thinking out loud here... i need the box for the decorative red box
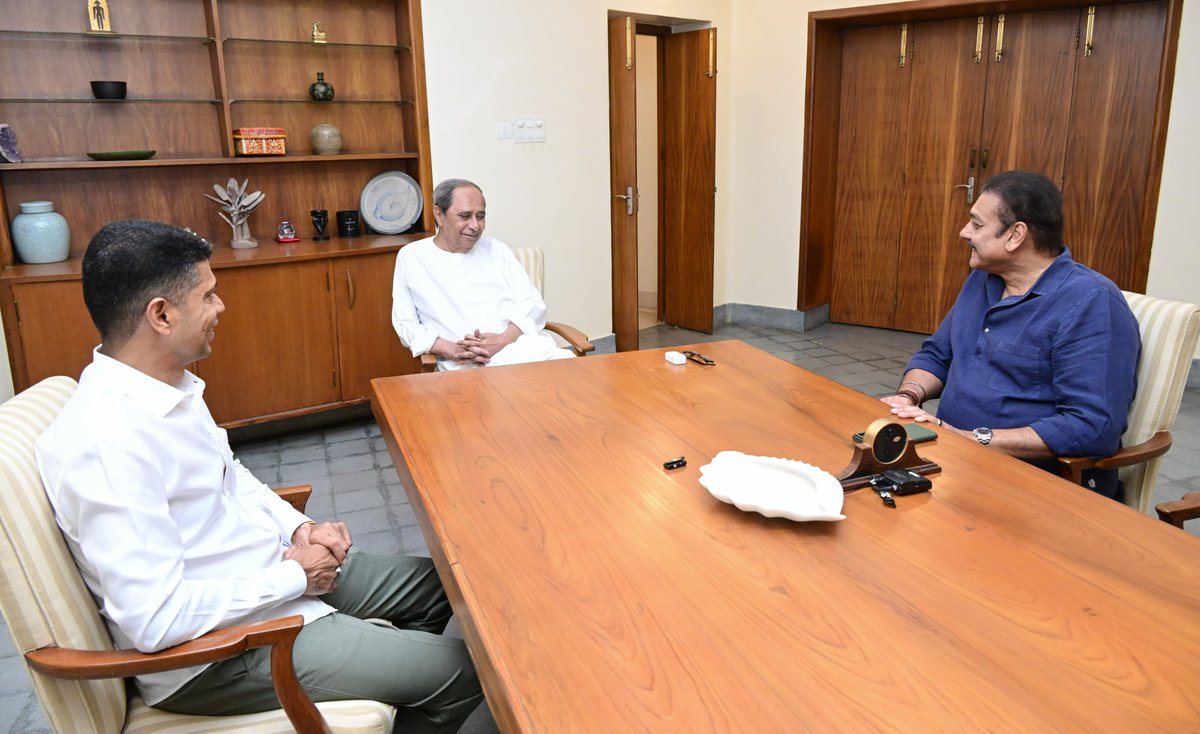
[233,127,286,156]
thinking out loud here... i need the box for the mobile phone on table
[877,468,933,495]
[852,423,938,445]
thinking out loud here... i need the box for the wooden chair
[0,376,395,733]
[419,245,594,372]
[1056,292,1200,513]
[1155,491,1200,529]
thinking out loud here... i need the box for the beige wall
[2,0,1195,402]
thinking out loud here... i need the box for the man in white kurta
[391,179,573,371]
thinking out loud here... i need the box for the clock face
[865,419,908,465]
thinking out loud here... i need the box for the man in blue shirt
[884,171,1140,499]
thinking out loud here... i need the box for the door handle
[345,270,356,310]
[953,176,975,204]
[613,185,634,216]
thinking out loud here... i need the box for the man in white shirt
[36,219,481,732]
[391,178,574,371]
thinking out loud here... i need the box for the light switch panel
[513,115,545,143]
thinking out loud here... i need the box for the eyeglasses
[681,350,715,366]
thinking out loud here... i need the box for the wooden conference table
[372,340,1200,732]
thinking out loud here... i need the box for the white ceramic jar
[11,200,70,264]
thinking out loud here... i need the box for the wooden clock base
[836,441,940,491]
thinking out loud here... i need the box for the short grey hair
[432,179,483,213]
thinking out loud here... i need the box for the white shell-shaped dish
[698,451,845,522]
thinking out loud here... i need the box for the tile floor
[3,322,1198,733]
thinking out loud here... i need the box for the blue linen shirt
[907,249,1140,464]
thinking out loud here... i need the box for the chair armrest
[544,321,595,356]
[1056,431,1173,484]
[273,484,312,513]
[420,353,438,373]
[26,615,331,733]
[1156,491,1200,528]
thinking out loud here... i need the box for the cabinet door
[1061,0,1168,292]
[829,24,910,329]
[11,281,98,387]
[197,261,338,425]
[333,252,419,401]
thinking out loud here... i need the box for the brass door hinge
[995,14,1006,62]
[1084,6,1096,57]
[974,16,984,63]
[899,23,908,68]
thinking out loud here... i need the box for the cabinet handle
[980,147,989,169]
[345,271,356,310]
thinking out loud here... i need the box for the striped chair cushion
[0,377,394,733]
[0,376,127,733]
[512,246,545,294]
[1120,292,1200,513]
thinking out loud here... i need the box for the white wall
[420,0,733,342]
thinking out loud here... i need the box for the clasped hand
[288,521,352,596]
[434,326,519,365]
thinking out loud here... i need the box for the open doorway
[608,14,717,352]
[635,32,660,330]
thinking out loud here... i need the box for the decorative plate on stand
[360,171,423,234]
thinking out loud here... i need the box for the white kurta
[391,236,573,370]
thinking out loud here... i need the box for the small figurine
[87,0,114,33]
[275,220,299,243]
[311,209,330,241]
[312,21,327,44]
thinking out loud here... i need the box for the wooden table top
[371,340,1200,733]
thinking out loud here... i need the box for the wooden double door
[829,1,1169,333]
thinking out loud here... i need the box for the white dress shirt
[391,236,573,371]
[36,350,333,704]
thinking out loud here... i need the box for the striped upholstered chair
[1056,292,1200,514]
[0,376,395,733]
[418,245,594,372]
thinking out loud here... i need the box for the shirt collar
[985,247,1075,301]
[88,348,206,419]
[1028,247,1075,295]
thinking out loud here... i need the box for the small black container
[336,210,360,238]
[90,81,127,100]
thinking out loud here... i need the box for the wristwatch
[972,427,993,446]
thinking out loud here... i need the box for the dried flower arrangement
[205,178,265,248]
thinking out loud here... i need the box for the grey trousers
[156,550,483,734]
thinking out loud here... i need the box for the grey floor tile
[329,452,377,475]
[335,468,385,492]
[279,458,331,482]
[280,444,327,465]
[334,487,388,514]
[328,438,372,458]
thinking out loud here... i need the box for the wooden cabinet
[333,251,420,401]
[0,0,430,424]
[808,0,1179,333]
[196,259,340,425]
[6,279,98,387]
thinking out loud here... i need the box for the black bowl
[90,81,127,100]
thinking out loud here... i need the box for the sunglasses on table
[681,350,715,366]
